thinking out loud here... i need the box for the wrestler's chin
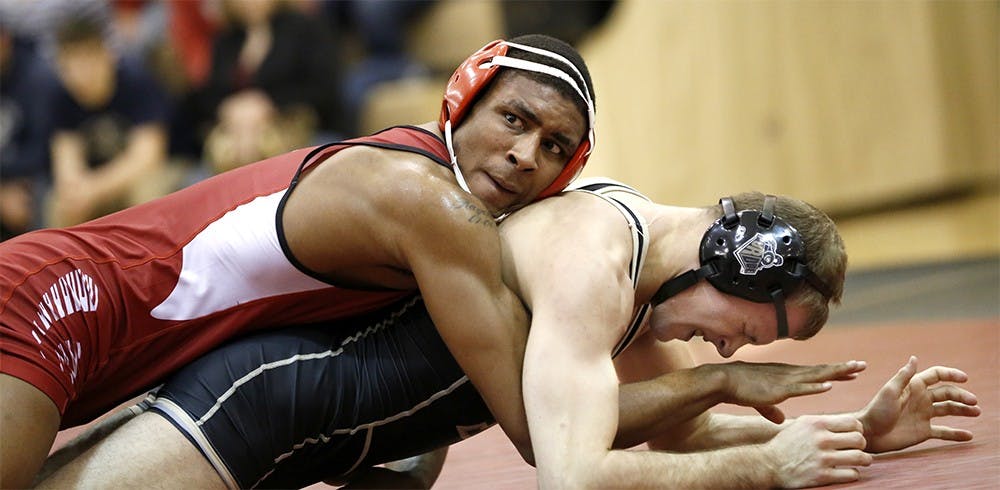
[648,316,682,343]
[470,185,517,218]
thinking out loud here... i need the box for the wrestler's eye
[504,113,520,126]
[542,140,563,155]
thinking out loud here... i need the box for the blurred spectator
[0,29,55,239]
[162,1,218,91]
[45,15,172,227]
[200,0,345,174]
[324,0,435,135]
[108,0,219,164]
[0,0,113,57]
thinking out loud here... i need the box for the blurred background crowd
[1,0,996,277]
[0,0,614,239]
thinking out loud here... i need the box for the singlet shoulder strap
[277,126,450,286]
[564,177,651,358]
[566,176,649,202]
[565,177,650,288]
[292,126,450,183]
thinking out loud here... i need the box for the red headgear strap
[439,39,595,200]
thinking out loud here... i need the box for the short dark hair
[506,34,594,111]
[489,34,594,140]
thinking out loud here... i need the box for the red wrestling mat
[433,320,999,489]
[54,320,997,488]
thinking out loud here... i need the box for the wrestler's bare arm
[503,195,657,487]
[283,147,534,462]
[618,336,979,457]
[402,190,534,463]
[614,336,787,451]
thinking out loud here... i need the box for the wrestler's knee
[0,373,61,489]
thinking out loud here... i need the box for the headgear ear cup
[439,38,595,200]
[701,196,806,303]
[439,40,508,131]
[536,133,591,199]
[652,195,833,339]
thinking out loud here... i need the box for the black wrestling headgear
[650,195,833,338]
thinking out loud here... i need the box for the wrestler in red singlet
[0,126,445,427]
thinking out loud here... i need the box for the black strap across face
[651,195,833,340]
[771,288,789,338]
[650,263,716,305]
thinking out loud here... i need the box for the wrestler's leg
[36,411,224,489]
[0,373,61,489]
[35,396,151,483]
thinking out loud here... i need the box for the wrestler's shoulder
[505,189,626,234]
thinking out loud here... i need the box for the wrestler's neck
[635,204,716,304]
[418,121,443,139]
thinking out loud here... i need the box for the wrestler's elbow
[498,423,535,466]
[492,407,535,465]
[515,443,537,467]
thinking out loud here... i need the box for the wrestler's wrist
[746,443,781,488]
[851,410,873,438]
[692,363,730,406]
[850,409,888,453]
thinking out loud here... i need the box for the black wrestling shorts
[149,295,496,489]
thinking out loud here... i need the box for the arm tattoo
[448,197,496,228]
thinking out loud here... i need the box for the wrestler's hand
[718,360,866,423]
[767,414,872,488]
[856,356,980,453]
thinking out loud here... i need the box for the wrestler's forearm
[648,412,785,453]
[614,365,727,449]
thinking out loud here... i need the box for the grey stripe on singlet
[256,374,472,487]
[193,296,423,426]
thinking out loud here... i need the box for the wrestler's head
[440,35,595,216]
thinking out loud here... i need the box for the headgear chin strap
[439,39,596,200]
[651,195,833,339]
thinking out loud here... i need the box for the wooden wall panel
[579,0,998,212]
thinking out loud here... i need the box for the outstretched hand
[857,356,980,453]
[719,360,867,424]
[767,414,872,488]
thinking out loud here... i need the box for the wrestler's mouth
[488,174,518,195]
